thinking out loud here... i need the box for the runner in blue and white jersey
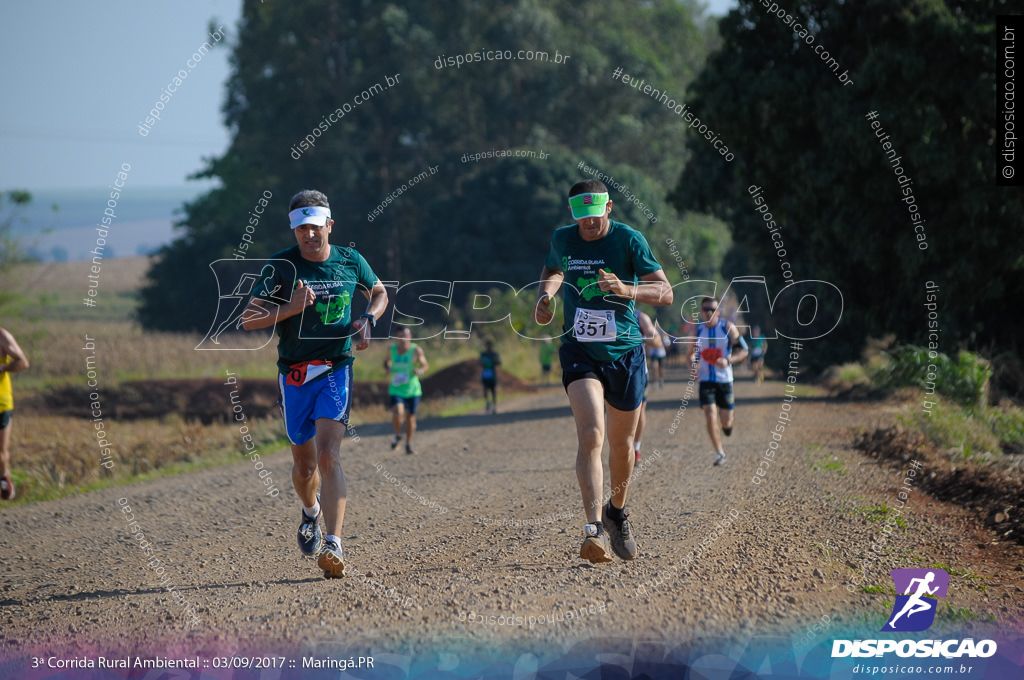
[686,296,748,467]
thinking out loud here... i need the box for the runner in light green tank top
[384,327,429,454]
[389,344,423,398]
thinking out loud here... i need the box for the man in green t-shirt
[533,179,673,564]
[242,189,388,579]
[384,327,429,454]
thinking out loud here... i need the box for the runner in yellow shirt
[0,328,30,500]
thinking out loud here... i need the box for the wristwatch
[360,313,376,329]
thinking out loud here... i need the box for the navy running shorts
[389,394,421,415]
[560,343,647,411]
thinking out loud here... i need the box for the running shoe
[405,443,417,455]
[713,450,727,466]
[602,503,637,560]
[722,426,733,437]
[0,474,14,500]
[297,495,323,555]
[579,523,614,564]
[634,449,641,463]
[390,434,402,450]
[317,539,345,578]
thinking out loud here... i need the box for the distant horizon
[9,185,218,263]
[5,183,219,196]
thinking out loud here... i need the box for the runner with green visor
[534,179,674,564]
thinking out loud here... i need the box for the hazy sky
[0,0,240,192]
[0,0,737,192]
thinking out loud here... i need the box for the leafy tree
[0,190,57,312]
[0,190,35,272]
[670,0,1022,369]
[139,0,720,332]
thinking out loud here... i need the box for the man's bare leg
[567,378,615,563]
[291,439,320,510]
[313,418,348,577]
[314,418,349,538]
[606,403,639,511]
[567,379,606,524]
[704,404,723,452]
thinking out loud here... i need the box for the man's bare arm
[241,280,316,331]
[534,266,565,324]
[0,328,29,373]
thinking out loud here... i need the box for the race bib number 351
[574,308,616,342]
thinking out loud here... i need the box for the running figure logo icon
[881,568,949,632]
[195,258,295,351]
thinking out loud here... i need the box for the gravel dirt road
[2,366,1022,669]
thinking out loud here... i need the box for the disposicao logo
[831,568,998,659]
[882,568,948,632]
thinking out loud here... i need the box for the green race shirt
[539,342,556,366]
[544,221,662,362]
[254,245,379,376]
[389,344,423,398]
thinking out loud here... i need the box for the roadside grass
[847,502,907,529]
[785,384,819,399]
[2,257,149,325]
[899,399,1001,464]
[808,452,846,476]
[3,413,289,506]
[826,343,1024,465]
[835,362,871,388]
[6,320,281,392]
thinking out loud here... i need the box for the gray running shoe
[602,503,637,560]
[713,450,727,466]
[579,523,614,564]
